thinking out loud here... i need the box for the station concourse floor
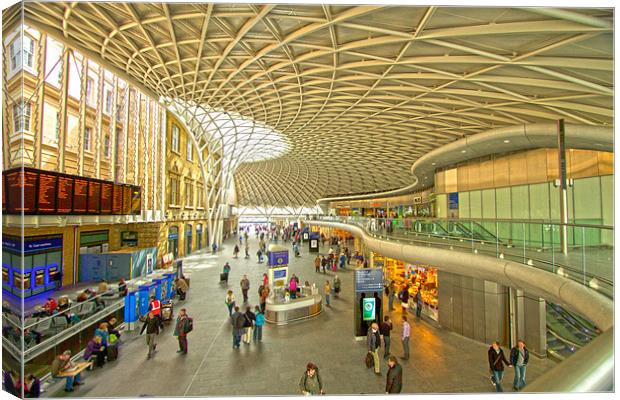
[48,234,555,397]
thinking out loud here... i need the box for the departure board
[87,181,101,213]
[23,171,38,213]
[100,183,113,214]
[112,184,123,214]
[2,168,139,215]
[6,171,22,213]
[122,185,132,215]
[57,176,73,214]
[38,173,58,213]
[73,178,88,213]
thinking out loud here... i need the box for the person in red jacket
[44,297,58,315]
[149,296,163,328]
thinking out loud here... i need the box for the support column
[77,57,88,176]
[518,292,547,357]
[110,77,118,182]
[557,119,569,255]
[94,65,104,178]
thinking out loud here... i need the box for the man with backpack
[230,306,244,349]
[299,362,324,395]
[174,308,193,355]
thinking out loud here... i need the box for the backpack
[184,317,193,333]
[243,313,253,328]
[234,314,245,329]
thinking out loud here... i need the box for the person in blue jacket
[253,305,265,342]
[510,340,529,391]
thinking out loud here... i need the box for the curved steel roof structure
[19,3,613,207]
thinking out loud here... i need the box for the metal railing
[319,216,613,298]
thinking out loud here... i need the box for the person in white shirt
[401,316,410,360]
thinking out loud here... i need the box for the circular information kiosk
[264,244,322,325]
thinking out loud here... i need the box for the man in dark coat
[140,312,160,359]
[385,356,403,394]
[488,341,512,392]
[230,306,244,348]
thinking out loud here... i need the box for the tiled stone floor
[47,233,555,397]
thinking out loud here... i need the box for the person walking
[314,255,321,273]
[385,356,403,394]
[339,253,346,269]
[225,290,236,316]
[240,275,250,303]
[244,242,250,258]
[242,306,255,344]
[259,286,269,313]
[256,249,263,263]
[212,242,217,255]
[488,341,511,392]
[233,245,240,259]
[139,311,160,359]
[222,262,231,284]
[388,281,396,311]
[324,280,331,307]
[401,316,410,360]
[415,289,423,318]
[320,256,327,274]
[510,340,529,391]
[174,308,192,355]
[253,305,265,342]
[299,362,324,395]
[333,275,341,298]
[400,285,410,314]
[148,296,163,328]
[380,316,393,359]
[367,322,381,375]
[230,306,244,349]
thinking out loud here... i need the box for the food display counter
[265,293,322,325]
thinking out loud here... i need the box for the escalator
[546,302,600,361]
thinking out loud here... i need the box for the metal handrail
[322,215,613,230]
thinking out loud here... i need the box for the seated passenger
[83,335,106,368]
[175,277,189,300]
[98,280,112,296]
[77,291,89,303]
[118,279,128,297]
[94,322,110,348]
[43,297,58,315]
[57,296,72,322]
[21,374,41,398]
[51,350,83,392]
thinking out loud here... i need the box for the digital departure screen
[112,184,123,215]
[2,168,140,216]
[38,172,57,213]
[87,181,101,214]
[122,185,132,215]
[57,176,73,214]
[100,183,113,214]
[73,178,88,213]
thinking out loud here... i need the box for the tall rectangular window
[86,78,95,105]
[104,89,113,114]
[171,124,180,153]
[185,180,193,208]
[9,39,20,71]
[84,127,92,151]
[104,135,111,158]
[170,176,179,205]
[23,36,34,68]
[13,102,31,132]
[187,137,193,161]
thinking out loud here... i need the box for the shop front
[185,224,193,256]
[373,253,439,321]
[2,235,64,299]
[196,224,203,250]
[168,226,179,259]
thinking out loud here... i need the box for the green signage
[362,298,376,321]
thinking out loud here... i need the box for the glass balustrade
[317,216,613,298]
